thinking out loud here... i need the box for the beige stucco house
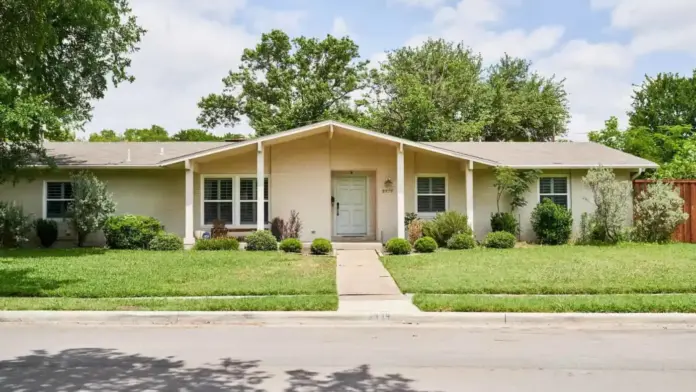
[0,120,657,246]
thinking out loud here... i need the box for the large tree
[0,0,144,182]
[363,40,569,142]
[197,30,369,136]
[630,70,696,131]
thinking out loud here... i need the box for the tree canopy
[0,0,144,182]
[87,126,245,142]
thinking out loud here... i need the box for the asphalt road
[1,324,695,391]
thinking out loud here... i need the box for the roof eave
[506,163,660,169]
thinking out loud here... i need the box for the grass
[0,295,338,311]
[0,249,336,297]
[382,243,696,295]
[414,294,696,313]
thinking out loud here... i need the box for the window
[539,176,569,208]
[201,176,269,226]
[239,178,269,224]
[416,176,447,214]
[203,178,233,224]
[45,181,73,218]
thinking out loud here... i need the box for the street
[1,324,695,391]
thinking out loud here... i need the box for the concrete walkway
[336,250,420,313]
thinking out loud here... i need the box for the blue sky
[88,0,696,140]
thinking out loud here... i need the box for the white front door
[334,176,368,236]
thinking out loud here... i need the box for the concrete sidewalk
[335,250,420,313]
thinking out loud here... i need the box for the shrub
[0,202,33,248]
[407,219,424,244]
[404,212,418,227]
[310,238,332,255]
[103,215,164,250]
[279,238,303,253]
[385,237,411,255]
[531,199,573,245]
[446,233,476,250]
[422,211,472,247]
[270,217,284,241]
[245,230,278,251]
[148,232,184,251]
[490,212,518,236]
[414,236,438,253]
[35,218,58,248]
[284,210,302,239]
[193,237,239,251]
[634,182,689,243]
[582,167,631,244]
[67,171,116,247]
[485,231,516,249]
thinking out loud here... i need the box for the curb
[2,311,696,327]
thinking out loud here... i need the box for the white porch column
[466,160,474,232]
[256,141,265,232]
[184,160,195,247]
[397,143,405,239]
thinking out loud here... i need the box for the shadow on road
[0,348,435,391]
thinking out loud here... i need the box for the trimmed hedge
[148,232,184,251]
[446,233,476,250]
[103,215,164,250]
[385,238,412,255]
[310,238,332,255]
[414,236,438,253]
[484,231,516,249]
[245,230,278,251]
[193,237,240,251]
[279,238,303,253]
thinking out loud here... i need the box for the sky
[87,0,696,140]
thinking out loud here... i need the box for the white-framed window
[201,175,269,226]
[44,181,73,218]
[538,176,570,208]
[416,175,447,215]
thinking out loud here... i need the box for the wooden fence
[633,180,696,243]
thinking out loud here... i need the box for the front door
[334,176,368,236]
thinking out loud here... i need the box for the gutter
[631,168,645,180]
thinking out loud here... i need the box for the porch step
[332,242,383,251]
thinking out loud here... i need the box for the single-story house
[0,120,657,247]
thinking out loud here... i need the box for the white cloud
[331,17,351,37]
[389,0,446,9]
[245,7,308,33]
[86,1,314,137]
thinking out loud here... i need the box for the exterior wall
[0,170,184,246]
[473,168,633,242]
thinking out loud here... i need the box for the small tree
[634,182,689,243]
[493,167,540,212]
[582,167,631,243]
[68,171,116,247]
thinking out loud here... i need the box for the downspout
[631,168,645,181]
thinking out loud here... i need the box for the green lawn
[382,244,696,295]
[0,249,336,297]
[414,294,696,313]
[0,295,338,311]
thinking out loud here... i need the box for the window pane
[64,183,73,199]
[46,200,70,218]
[417,177,445,195]
[47,182,66,200]
[417,195,446,213]
[240,178,256,201]
[539,178,552,194]
[204,179,232,201]
[431,178,445,194]
[417,177,431,194]
[219,179,233,200]
[240,201,255,224]
[204,202,232,224]
[552,178,568,194]
[540,195,568,208]
[204,179,218,201]
[264,178,269,200]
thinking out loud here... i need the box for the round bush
[414,236,438,253]
[245,230,278,251]
[446,233,476,250]
[148,232,184,251]
[484,231,516,249]
[103,215,164,249]
[193,237,240,251]
[35,218,58,248]
[490,212,519,235]
[310,238,332,255]
[531,199,573,245]
[279,238,303,253]
[385,238,411,255]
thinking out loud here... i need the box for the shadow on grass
[0,348,435,391]
[0,248,107,260]
[0,268,82,296]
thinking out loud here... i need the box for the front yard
[382,243,696,312]
[0,249,337,310]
